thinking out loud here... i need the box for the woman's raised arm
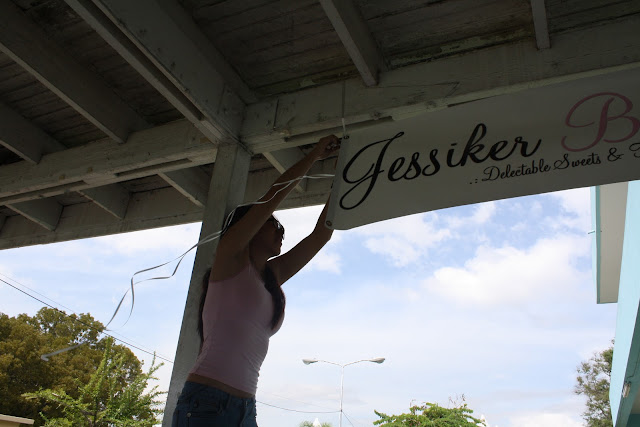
[213,135,340,268]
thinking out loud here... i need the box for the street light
[302,357,385,427]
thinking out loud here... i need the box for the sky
[0,186,617,427]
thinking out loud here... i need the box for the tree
[23,338,165,426]
[575,341,614,427]
[0,308,145,425]
[373,397,486,427]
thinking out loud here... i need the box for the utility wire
[342,410,358,427]
[256,400,339,414]
[0,277,174,364]
[260,391,339,412]
[0,272,78,314]
[0,272,170,361]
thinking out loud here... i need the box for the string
[105,173,336,330]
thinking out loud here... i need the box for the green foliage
[575,341,614,427]
[373,399,486,427]
[0,308,146,425]
[24,338,165,427]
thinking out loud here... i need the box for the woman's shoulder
[210,259,256,283]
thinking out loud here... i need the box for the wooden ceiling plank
[79,183,130,219]
[319,0,384,86]
[531,0,551,49]
[0,120,214,200]
[242,14,640,150]
[0,1,148,143]
[262,148,308,193]
[159,167,210,208]
[90,0,253,141]
[0,101,66,164]
[8,198,62,231]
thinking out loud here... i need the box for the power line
[2,271,175,361]
[256,400,340,414]
[342,411,358,427]
[260,390,339,412]
[0,272,77,314]
[0,276,174,364]
[0,272,170,360]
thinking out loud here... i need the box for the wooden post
[162,142,251,425]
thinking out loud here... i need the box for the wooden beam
[530,0,551,50]
[0,100,66,164]
[8,198,62,231]
[0,1,149,143]
[164,142,251,426]
[63,0,213,138]
[0,214,5,232]
[0,120,214,202]
[0,162,335,249]
[159,167,210,208]
[90,0,251,141]
[319,0,384,86]
[262,148,308,193]
[241,14,640,151]
[79,183,130,219]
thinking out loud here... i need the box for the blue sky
[0,186,616,427]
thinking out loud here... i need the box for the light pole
[302,357,385,427]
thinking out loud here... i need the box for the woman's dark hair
[197,205,287,343]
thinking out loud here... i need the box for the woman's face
[256,216,285,255]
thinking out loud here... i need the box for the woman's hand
[310,134,341,161]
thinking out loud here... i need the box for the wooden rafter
[0,100,65,164]
[79,184,131,220]
[262,148,308,193]
[88,0,252,141]
[8,198,62,231]
[319,0,384,86]
[63,0,204,134]
[0,120,213,204]
[530,0,551,50]
[0,0,148,143]
[159,167,211,208]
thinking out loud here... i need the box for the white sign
[327,69,640,230]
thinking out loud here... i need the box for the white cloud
[423,234,590,305]
[446,201,497,228]
[355,213,451,266]
[304,247,342,274]
[96,223,202,255]
[276,205,343,274]
[547,187,592,231]
[508,412,583,427]
[471,201,497,224]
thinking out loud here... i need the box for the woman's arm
[215,135,340,261]
[268,198,334,285]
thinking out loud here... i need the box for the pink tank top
[189,263,284,395]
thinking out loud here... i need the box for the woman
[172,135,341,426]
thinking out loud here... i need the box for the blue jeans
[172,381,258,427]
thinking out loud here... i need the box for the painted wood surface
[0,0,638,248]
